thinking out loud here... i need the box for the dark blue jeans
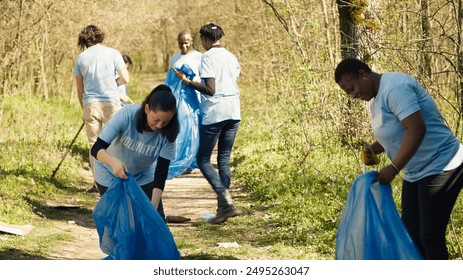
[197,119,240,193]
[401,162,463,259]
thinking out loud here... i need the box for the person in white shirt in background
[165,30,202,177]
[74,24,129,193]
[118,54,134,105]
[174,23,241,224]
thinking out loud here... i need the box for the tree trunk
[336,0,359,59]
[336,0,380,62]
[457,0,463,136]
[322,0,335,65]
[39,28,49,100]
[420,0,432,78]
[335,0,381,144]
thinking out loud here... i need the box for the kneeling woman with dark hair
[91,84,179,221]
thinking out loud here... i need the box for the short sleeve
[200,54,215,79]
[159,140,176,161]
[113,49,125,70]
[386,83,421,121]
[74,60,81,76]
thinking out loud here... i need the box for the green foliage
[234,125,355,258]
[1,0,463,261]
[0,93,98,257]
[234,60,463,260]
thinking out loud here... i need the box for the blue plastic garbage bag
[165,64,202,178]
[335,171,422,260]
[93,173,181,260]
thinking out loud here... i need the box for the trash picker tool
[51,122,85,179]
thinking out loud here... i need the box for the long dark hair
[136,84,179,142]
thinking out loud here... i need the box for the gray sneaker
[209,207,241,224]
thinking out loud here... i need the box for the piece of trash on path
[40,201,82,209]
[0,221,34,236]
[201,211,214,221]
[217,242,240,248]
[166,215,192,223]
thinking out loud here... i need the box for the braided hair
[199,23,225,42]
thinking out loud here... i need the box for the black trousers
[401,163,463,259]
[95,181,166,222]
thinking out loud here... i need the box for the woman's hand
[110,159,128,180]
[96,148,128,180]
[172,67,187,82]
[376,165,398,184]
[360,146,380,165]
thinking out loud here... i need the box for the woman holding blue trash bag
[335,58,463,259]
[165,30,202,178]
[90,84,179,221]
[174,23,241,224]
[168,30,202,83]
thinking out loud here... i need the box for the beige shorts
[82,102,121,146]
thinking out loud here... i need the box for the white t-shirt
[370,72,461,182]
[170,50,202,79]
[166,50,202,101]
[74,44,125,107]
[200,47,241,125]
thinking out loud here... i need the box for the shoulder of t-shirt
[381,72,416,91]
[383,72,416,82]
[97,45,122,55]
[118,104,140,121]
[191,49,203,56]
[381,72,420,108]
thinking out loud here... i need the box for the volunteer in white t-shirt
[91,84,179,221]
[174,23,241,224]
[335,58,463,260]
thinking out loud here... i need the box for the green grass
[1,76,462,260]
[170,205,325,260]
[233,82,463,260]
[0,92,99,259]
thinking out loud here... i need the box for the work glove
[360,147,380,166]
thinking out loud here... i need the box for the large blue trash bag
[165,64,202,178]
[335,171,422,260]
[93,173,181,260]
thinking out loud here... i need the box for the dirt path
[48,169,217,260]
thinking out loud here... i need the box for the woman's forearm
[393,112,426,170]
[96,149,127,179]
[151,188,163,208]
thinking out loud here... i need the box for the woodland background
[4,0,463,140]
[1,0,463,259]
